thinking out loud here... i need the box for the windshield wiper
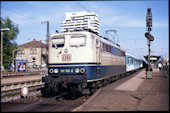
[76,43,84,48]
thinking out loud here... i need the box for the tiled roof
[19,39,46,48]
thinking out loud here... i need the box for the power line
[76,1,90,12]
[1,7,57,29]
[1,13,46,37]
[96,2,133,41]
[75,1,112,32]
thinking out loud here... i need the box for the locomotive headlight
[80,68,85,73]
[75,68,79,73]
[54,69,59,73]
[49,69,53,73]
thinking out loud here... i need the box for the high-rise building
[61,11,100,34]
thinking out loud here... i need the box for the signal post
[145,8,154,78]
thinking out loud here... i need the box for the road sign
[21,86,28,97]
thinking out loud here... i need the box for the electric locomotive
[42,30,142,95]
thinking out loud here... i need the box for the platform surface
[73,68,169,111]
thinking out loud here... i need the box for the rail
[1,78,44,91]
[1,83,45,102]
[3,70,47,77]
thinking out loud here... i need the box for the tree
[1,17,19,69]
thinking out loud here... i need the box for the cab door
[96,38,101,76]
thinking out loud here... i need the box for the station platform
[73,68,169,111]
[1,74,46,85]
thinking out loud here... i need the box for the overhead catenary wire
[75,1,113,32]
[1,7,58,30]
[1,7,56,45]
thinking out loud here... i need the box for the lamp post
[0,28,10,78]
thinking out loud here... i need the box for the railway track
[2,90,89,112]
[11,92,68,112]
[1,83,45,102]
[1,72,46,102]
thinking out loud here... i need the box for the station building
[15,39,47,71]
[144,55,161,68]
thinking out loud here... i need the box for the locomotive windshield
[52,38,65,48]
[70,36,86,47]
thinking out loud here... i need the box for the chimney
[40,40,42,43]
[33,39,36,41]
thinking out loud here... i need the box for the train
[42,30,144,95]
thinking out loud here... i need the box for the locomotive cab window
[70,36,86,47]
[52,38,65,48]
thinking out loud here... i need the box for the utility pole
[42,21,50,40]
[0,28,10,78]
[41,21,49,70]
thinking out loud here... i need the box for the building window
[34,49,37,54]
[18,49,25,55]
[30,49,33,54]
[21,49,25,54]
[18,50,21,55]
[30,48,37,54]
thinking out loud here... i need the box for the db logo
[62,54,71,61]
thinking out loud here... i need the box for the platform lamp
[0,28,10,78]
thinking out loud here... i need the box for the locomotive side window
[52,38,65,48]
[70,36,86,47]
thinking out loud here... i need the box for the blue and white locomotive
[42,30,143,94]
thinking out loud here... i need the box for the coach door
[96,38,101,76]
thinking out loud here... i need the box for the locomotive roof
[51,31,125,51]
[126,52,140,60]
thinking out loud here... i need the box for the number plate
[62,54,71,61]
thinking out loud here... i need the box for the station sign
[150,57,157,60]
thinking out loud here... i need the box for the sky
[1,0,169,61]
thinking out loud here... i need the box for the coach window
[52,38,65,48]
[128,57,131,64]
[70,36,86,47]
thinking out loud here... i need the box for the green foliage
[1,17,19,69]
